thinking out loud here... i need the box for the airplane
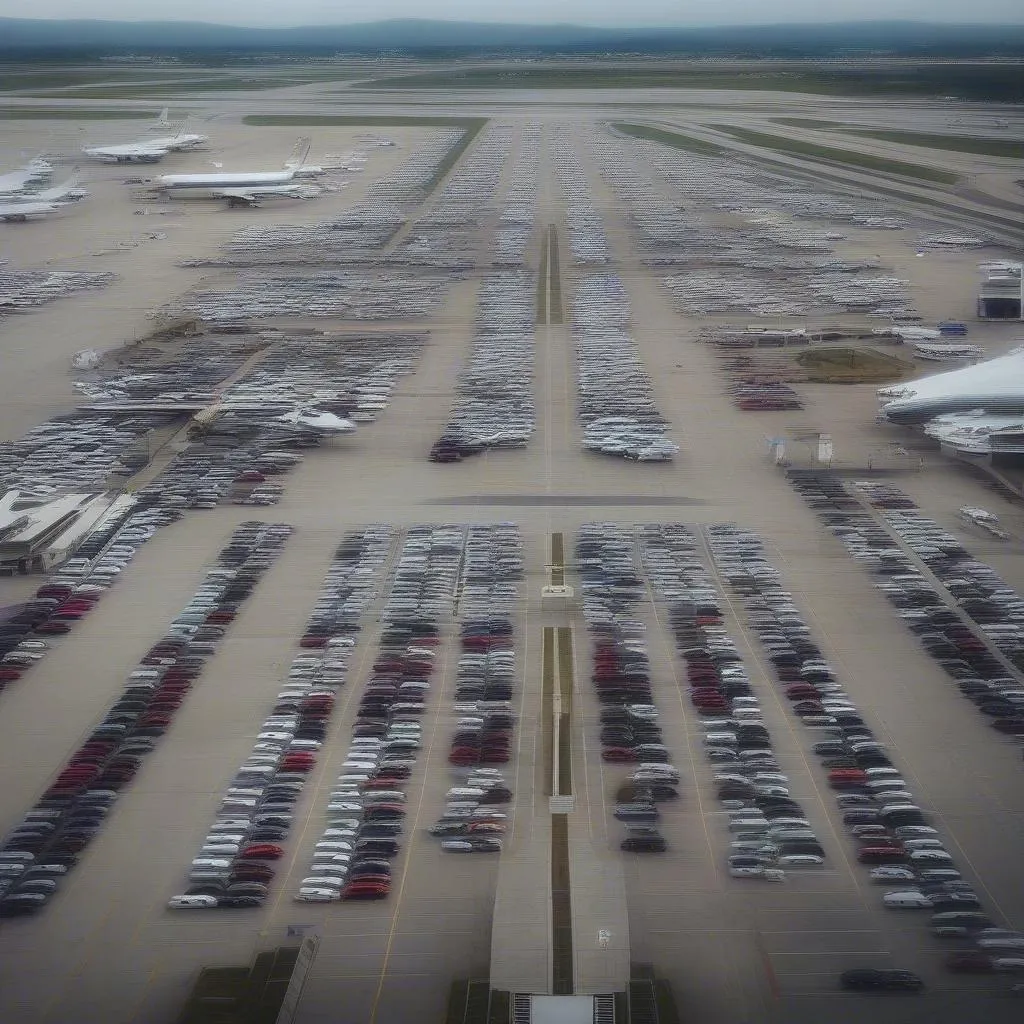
[274,407,356,434]
[0,172,87,222]
[153,138,318,205]
[82,109,209,164]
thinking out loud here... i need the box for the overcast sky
[1,0,1022,28]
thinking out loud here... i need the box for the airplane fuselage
[155,169,296,199]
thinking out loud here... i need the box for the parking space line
[696,526,869,905]
[259,531,402,936]
[508,596,532,848]
[639,553,719,882]
[367,614,455,1024]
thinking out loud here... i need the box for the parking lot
[1,98,1023,1024]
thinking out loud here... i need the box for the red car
[602,748,638,763]
[238,844,284,860]
[343,882,389,900]
[945,952,994,973]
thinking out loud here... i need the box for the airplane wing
[0,201,59,222]
[0,168,33,196]
[214,186,309,207]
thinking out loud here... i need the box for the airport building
[0,490,130,574]
[977,260,1023,320]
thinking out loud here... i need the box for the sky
[0,0,1022,27]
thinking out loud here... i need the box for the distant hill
[1,18,1024,57]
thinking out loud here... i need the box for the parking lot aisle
[0,515,245,839]
[761,529,1024,932]
[366,622,480,1023]
[506,574,535,850]
[634,550,772,1024]
[11,519,302,1023]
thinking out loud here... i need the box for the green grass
[0,69,175,91]
[711,125,960,185]
[26,77,320,97]
[841,128,1024,159]
[775,119,1024,158]
[0,107,156,119]
[242,114,485,128]
[612,121,725,156]
[773,117,844,129]
[363,67,832,91]
[358,64,1024,101]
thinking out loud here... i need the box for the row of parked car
[432,525,521,846]
[641,524,823,877]
[551,133,611,265]
[855,480,1024,677]
[168,527,393,910]
[790,472,1024,744]
[295,526,466,901]
[430,271,535,462]
[1,522,290,918]
[576,524,675,855]
[1,502,180,689]
[572,276,679,463]
[704,523,1024,975]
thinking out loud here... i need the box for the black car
[621,836,667,853]
[840,969,923,992]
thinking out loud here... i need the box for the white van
[883,890,932,908]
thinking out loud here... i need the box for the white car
[168,894,218,909]
[295,888,338,902]
[728,866,785,880]
[869,866,917,883]
[883,890,933,908]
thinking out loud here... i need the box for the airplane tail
[35,170,84,203]
[284,136,312,170]
[153,107,172,130]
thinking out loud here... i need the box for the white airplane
[83,109,209,164]
[0,173,86,222]
[154,138,316,206]
[275,407,356,435]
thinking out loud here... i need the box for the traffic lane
[363,616,504,1024]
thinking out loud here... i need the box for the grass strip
[0,107,155,119]
[612,121,725,157]
[548,226,564,325]
[550,531,564,584]
[797,347,913,384]
[445,980,470,1024]
[556,628,573,797]
[536,229,549,326]
[776,119,1024,159]
[423,120,487,194]
[711,125,959,185]
[840,128,1024,160]
[26,77,325,97]
[654,980,682,1024]
[243,114,486,127]
[773,117,843,129]
[464,980,491,1024]
[542,627,554,797]
[550,813,574,995]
